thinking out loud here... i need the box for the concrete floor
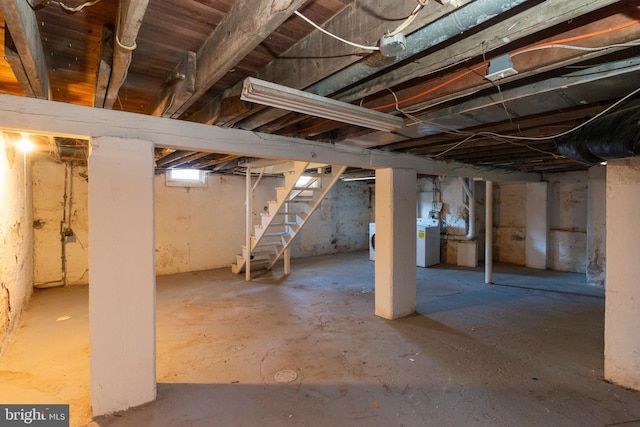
[1,251,639,426]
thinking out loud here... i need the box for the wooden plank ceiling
[1,0,639,175]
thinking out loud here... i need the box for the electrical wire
[300,16,640,156]
[374,19,640,114]
[512,19,640,56]
[50,0,102,12]
[405,85,640,158]
[387,0,428,37]
[294,11,379,52]
[294,0,429,53]
[475,86,640,141]
[512,41,640,56]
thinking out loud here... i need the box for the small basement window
[165,169,208,187]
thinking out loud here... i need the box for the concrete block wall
[0,133,34,350]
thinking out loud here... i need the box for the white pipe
[245,167,252,281]
[485,180,493,284]
[459,176,475,240]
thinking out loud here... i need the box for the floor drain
[274,369,298,383]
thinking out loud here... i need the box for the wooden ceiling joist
[336,0,630,108]
[102,0,149,109]
[94,25,114,108]
[0,0,50,99]
[147,0,308,119]
[189,0,471,126]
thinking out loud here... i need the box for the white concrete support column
[587,165,606,286]
[605,158,640,391]
[88,136,156,415]
[525,182,548,269]
[485,181,493,284]
[374,168,417,320]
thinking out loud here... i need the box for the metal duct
[556,106,640,164]
[306,0,529,97]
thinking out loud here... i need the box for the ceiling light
[16,135,34,153]
[241,77,404,133]
[341,176,376,181]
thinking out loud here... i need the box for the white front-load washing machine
[369,223,376,261]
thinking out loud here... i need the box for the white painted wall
[293,181,370,258]
[407,173,593,276]
[30,167,371,278]
[154,173,279,275]
[155,173,370,275]
[493,182,526,265]
[416,176,486,265]
[587,166,606,286]
[0,133,34,348]
[545,171,588,273]
[32,158,89,286]
[525,182,548,269]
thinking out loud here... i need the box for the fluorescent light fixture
[341,172,376,182]
[342,176,376,181]
[241,77,404,133]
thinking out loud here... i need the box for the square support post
[605,158,640,391]
[374,168,417,319]
[88,136,156,415]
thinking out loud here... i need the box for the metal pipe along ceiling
[307,0,530,97]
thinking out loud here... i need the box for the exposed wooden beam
[242,0,629,132]
[161,152,211,169]
[384,104,608,152]
[340,0,635,103]
[155,150,197,167]
[194,155,240,169]
[94,25,114,108]
[147,0,309,119]
[3,28,34,97]
[356,11,640,119]
[0,93,540,182]
[103,0,149,109]
[146,51,196,117]
[189,0,472,125]
[0,0,50,98]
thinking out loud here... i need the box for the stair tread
[255,241,283,247]
[233,164,346,277]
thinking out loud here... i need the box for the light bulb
[16,136,34,153]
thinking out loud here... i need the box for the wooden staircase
[231,161,347,279]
